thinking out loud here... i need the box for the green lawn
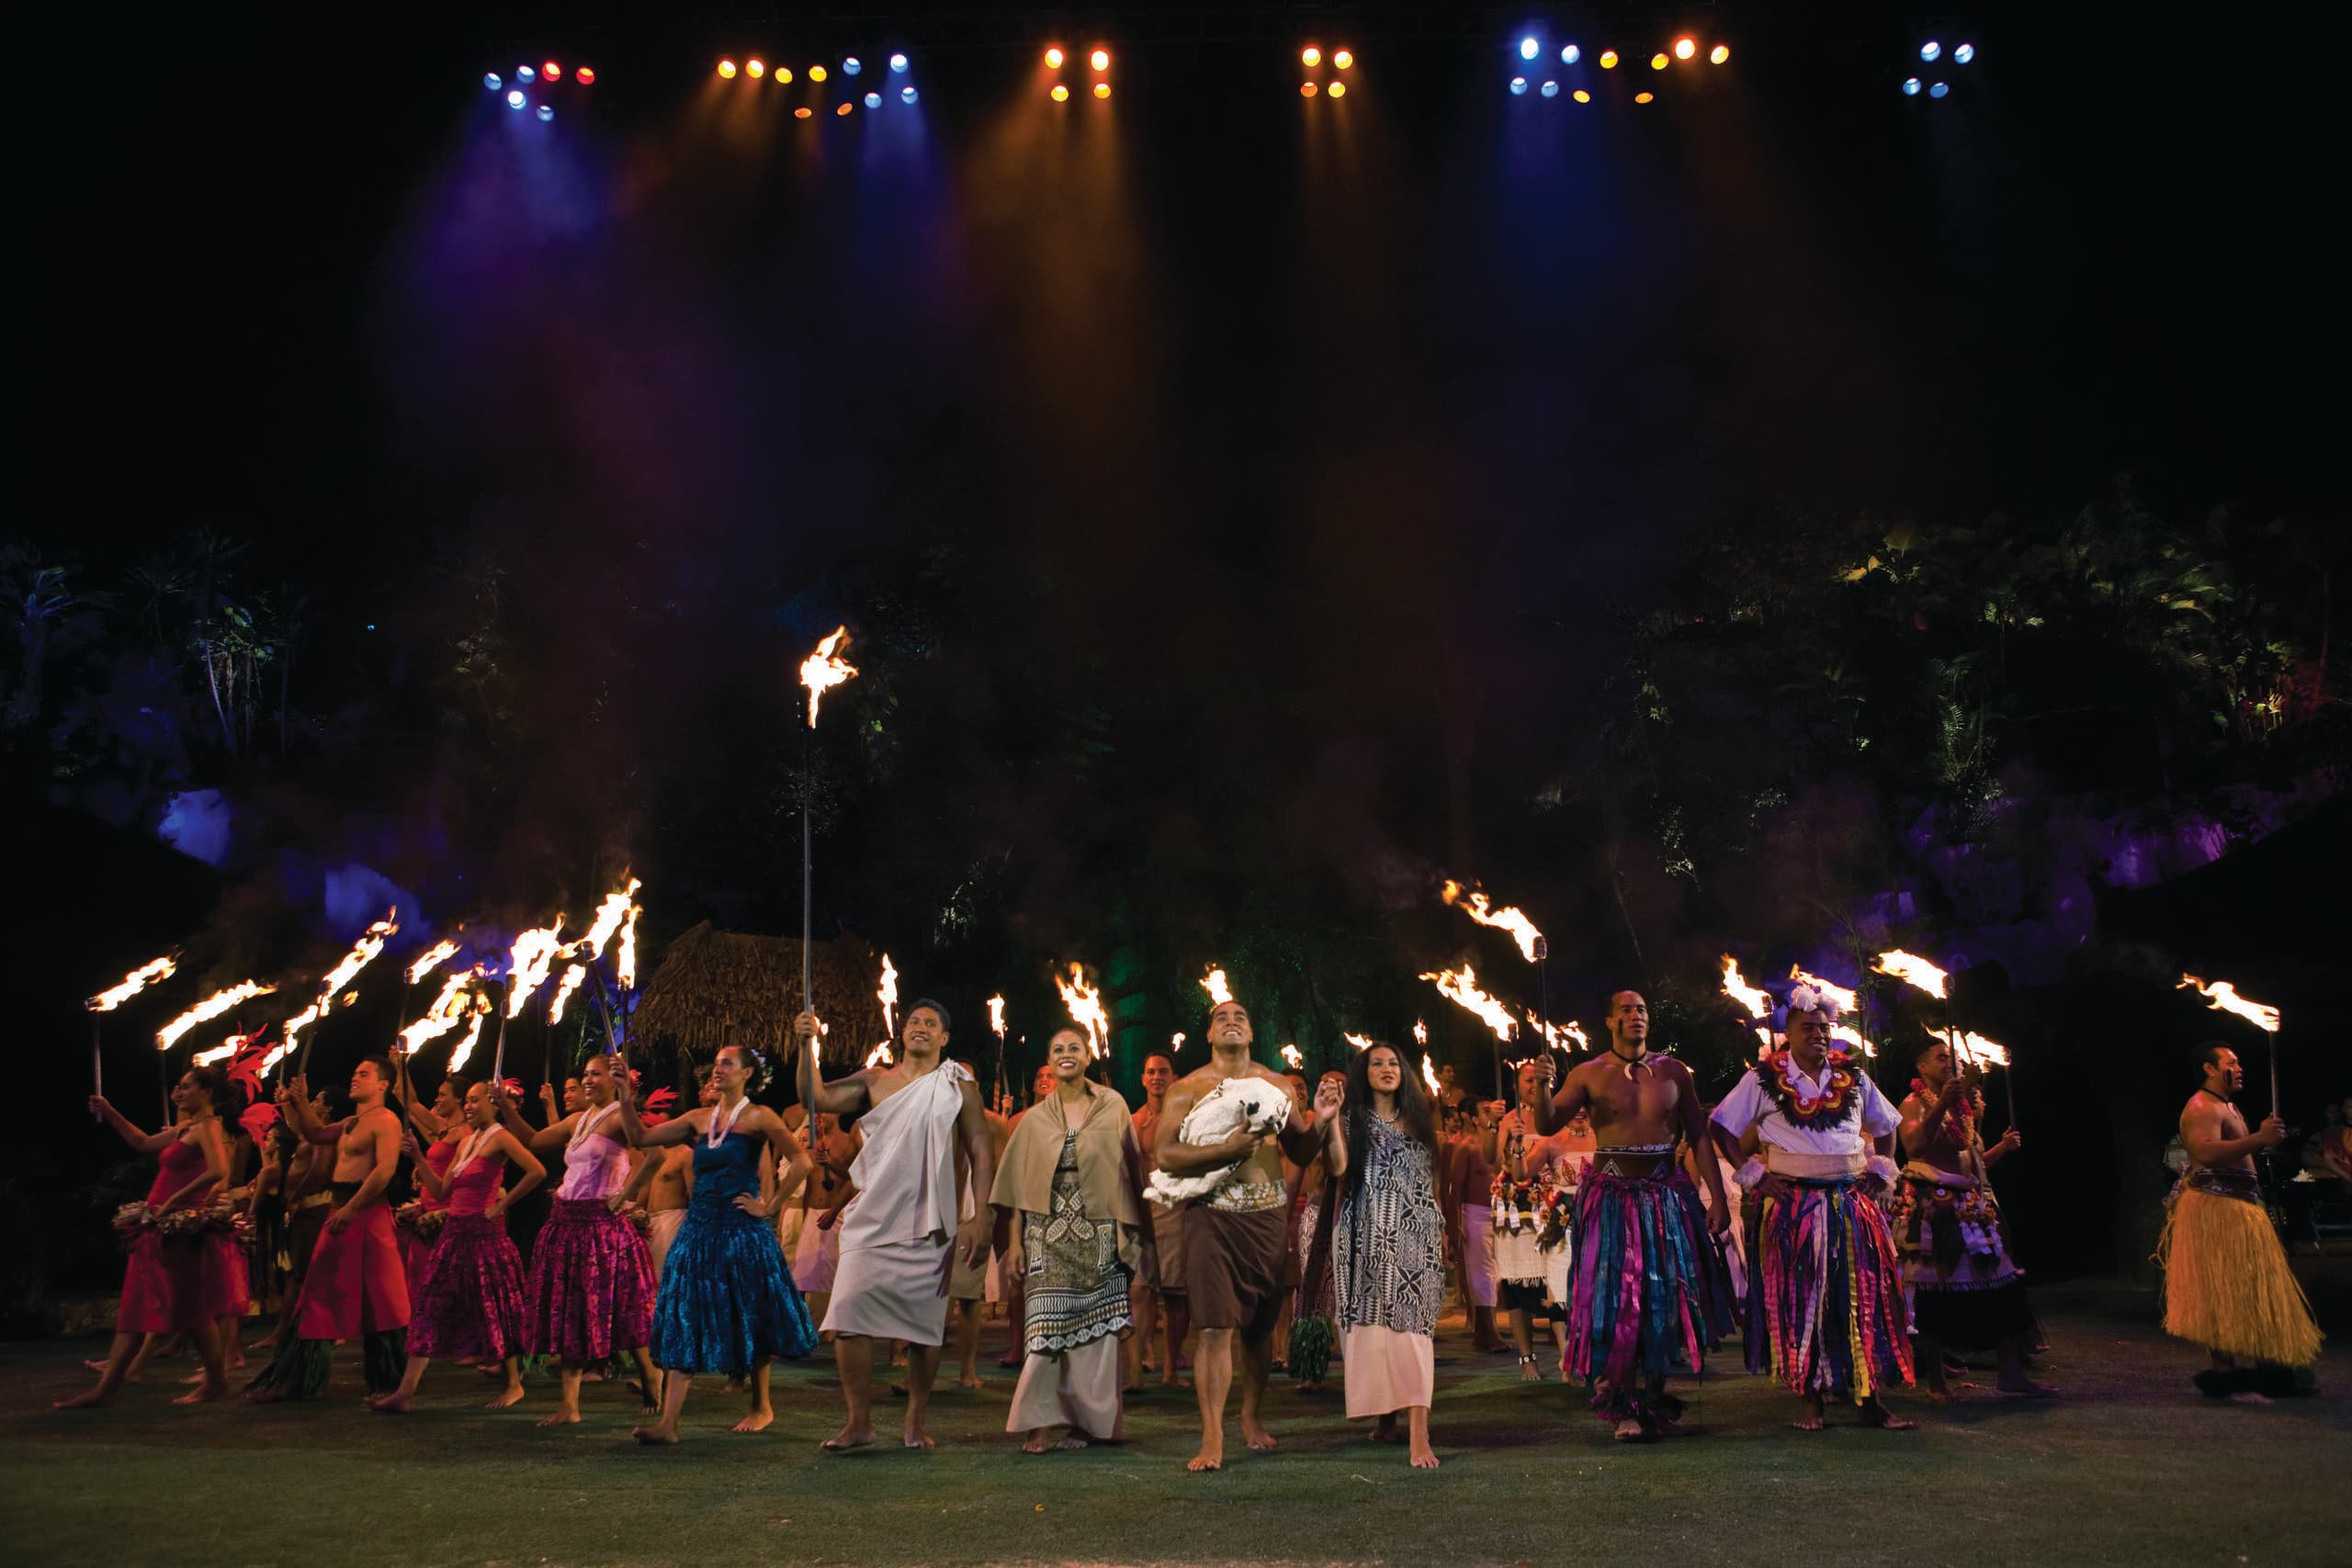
[4,1291,2345,1566]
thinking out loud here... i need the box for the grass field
[4,1289,2345,1567]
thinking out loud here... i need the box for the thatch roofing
[632,921,897,1066]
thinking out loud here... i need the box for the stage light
[718,59,737,78]
[1091,49,1110,72]
[746,58,765,80]
[1541,80,1558,97]
[1709,44,1729,65]
[1093,82,1111,98]
[1600,50,1619,69]
[506,89,525,108]
[1903,76,1921,96]
[1634,91,1654,104]
[1561,44,1580,64]
[1520,38,1541,62]
[837,102,854,116]
[1572,88,1590,103]
[1651,52,1668,71]
[1929,81,1949,98]
[1510,76,1527,95]
[890,53,909,73]
[795,106,813,118]
[1674,38,1696,61]
[517,64,536,82]
[1302,81,1318,96]
[544,61,561,81]
[775,68,792,84]
[844,57,863,76]
[901,85,918,103]
[1303,47,1321,68]
[537,104,553,121]
[1334,50,1352,69]
[1921,41,1941,62]
[1328,80,1345,97]
[1046,47,1065,69]
[575,66,594,85]
[1954,43,1975,64]
[864,92,880,107]
[484,73,502,90]
[809,64,826,83]
[1051,84,1069,101]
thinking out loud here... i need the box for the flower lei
[1908,1076,1980,1150]
[1757,1048,1862,1131]
[1537,1183,1577,1251]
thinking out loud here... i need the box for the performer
[949,1133,992,1390]
[1154,997,1318,1472]
[990,1025,1152,1451]
[627,1071,707,1281]
[1322,1043,1442,1468]
[796,999,997,1452]
[371,1081,546,1412]
[1288,1069,1346,1392]
[621,1044,817,1442]
[59,1068,239,1408]
[248,1059,411,1401]
[499,1054,660,1427]
[1446,1100,1501,1352]
[789,1109,858,1333]
[1896,1037,2055,1400]
[254,1086,334,1355]
[1131,1051,1193,1387]
[391,1058,466,1299]
[1493,1061,1584,1382]
[2159,1043,2322,1400]
[1531,991,1733,1441]
[1711,987,1913,1431]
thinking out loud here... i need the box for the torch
[87,955,177,1121]
[292,914,399,1080]
[1441,879,1545,1096]
[797,627,859,1043]
[2179,974,2281,1120]
[988,995,1008,1105]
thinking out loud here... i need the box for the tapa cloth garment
[1011,1130,1134,1356]
[1183,1202,1287,1336]
[1563,1148,1734,1426]
[2158,1171,2323,1368]
[1148,1202,1187,1292]
[1007,1330,1125,1439]
[1332,1117,1444,1340]
[524,1197,655,1360]
[646,1207,686,1280]
[1342,1324,1436,1419]
[823,1059,975,1345]
[1746,1168,1913,1401]
[650,1128,817,1375]
[1459,1202,1497,1308]
[1893,1163,2035,1349]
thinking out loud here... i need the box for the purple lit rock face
[324,863,420,940]
[157,789,232,867]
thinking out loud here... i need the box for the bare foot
[369,1393,413,1415]
[1787,1416,1825,1432]
[632,1425,680,1444]
[484,1386,526,1409]
[1860,1399,1916,1430]
[245,1387,284,1404]
[957,1373,983,1391]
[172,1382,226,1406]
[1187,1438,1224,1472]
[2228,1391,2275,1405]
[732,1408,775,1434]
[1998,1376,2059,1398]
[902,1431,935,1450]
[1242,1422,1278,1452]
[1612,1418,1651,1443]
[1057,1434,1091,1450]
[1022,1430,1051,1453]
[52,1387,116,1410]
[537,1408,582,1427]
[1520,1360,1542,1383]
[822,1423,876,1452]
[1409,1440,1441,1469]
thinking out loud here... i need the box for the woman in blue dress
[617,1044,816,1441]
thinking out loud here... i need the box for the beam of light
[157,980,274,1048]
[1871,949,1950,999]
[506,90,525,109]
[747,58,765,80]
[406,939,461,985]
[1710,44,1730,65]
[89,955,177,1012]
[799,626,859,728]
[890,53,909,73]
[1600,50,1619,69]
[1419,964,1515,1043]
[1439,880,1544,964]
[901,86,918,104]
[1051,85,1069,101]
[2178,974,2281,1033]
[1560,44,1579,64]
[1093,82,1111,99]
[1200,966,1232,1007]
[1046,47,1065,69]
[1055,963,1109,1059]
[1674,39,1696,61]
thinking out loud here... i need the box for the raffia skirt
[2158,1186,2323,1367]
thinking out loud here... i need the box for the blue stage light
[1928,80,1949,98]
[1520,38,1540,62]
[900,85,918,104]
[484,73,502,90]
[844,56,863,76]
[1510,75,1528,95]
[506,89,526,108]
[864,92,880,107]
[889,53,909,73]
[1561,44,1580,65]
[1920,41,1940,62]
[537,104,554,120]
[1954,43,1975,65]
[1540,80,1559,97]
[1903,77,1921,96]
[517,64,537,82]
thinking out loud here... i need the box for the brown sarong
[1149,1203,1187,1295]
[1183,1204,1286,1336]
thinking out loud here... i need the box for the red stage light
[575,66,595,85]
[836,101,853,115]
[795,106,813,118]
[544,61,561,81]
[1301,81,1318,96]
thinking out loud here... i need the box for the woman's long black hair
[1340,1042,1437,1209]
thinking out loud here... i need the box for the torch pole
[801,728,815,1022]
[91,1016,104,1121]
[2269,1019,2280,1122]
[588,952,623,1060]
[488,984,511,1084]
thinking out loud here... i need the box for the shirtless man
[248,1058,412,1401]
[1492,1062,1577,1379]
[1156,998,1317,1472]
[1448,1100,1503,1351]
[796,1000,996,1452]
[1128,1052,1190,1387]
[1530,991,1732,1440]
[2161,1043,2321,1400]
[791,1107,860,1335]
[626,1071,704,1281]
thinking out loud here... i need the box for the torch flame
[1525,1012,1590,1052]
[192,1029,254,1066]
[877,953,899,1042]
[504,920,568,1019]
[405,939,461,986]
[1419,964,1515,1043]
[1420,1055,1442,1095]
[89,955,177,1012]
[1344,1032,1374,1051]
[1200,966,1232,1006]
[1171,1032,1186,1051]
[1719,955,1771,1020]
[616,901,641,990]
[988,995,1007,1038]
[799,626,859,728]
[398,974,476,1054]
[316,918,399,1003]
[577,878,641,963]
[1412,1020,1428,1045]
[1055,963,1109,1059]
[1787,965,1860,1015]
[1440,879,1545,964]
[157,980,276,1050]
[1281,1044,1304,1070]
[547,964,588,1024]
[865,1041,895,1068]
[1829,1022,1876,1058]
[1927,1021,2010,1068]
[445,994,494,1074]
[2177,974,2280,1034]
[1872,949,1950,1000]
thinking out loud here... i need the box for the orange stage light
[1050,84,1069,101]
[775,67,792,84]
[795,106,812,118]
[1674,38,1696,61]
[1303,47,1321,68]
[1650,52,1668,71]
[1046,47,1066,70]
[1301,81,1318,96]
[718,59,738,78]
[1635,91,1655,103]
[1327,80,1345,98]
[836,101,853,115]
[1090,49,1111,72]
[1093,81,1111,98]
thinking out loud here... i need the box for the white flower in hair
[1785,983,1834,1017]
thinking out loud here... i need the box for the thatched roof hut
[632,921,895,1067]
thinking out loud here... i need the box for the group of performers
[59,977,2324,1456]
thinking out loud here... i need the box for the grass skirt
[651,1197,818,1375]
[1747,1179,1913,1402]
[2158,1186,2323,1368]
[525,1198,655,1361]
[408,1216,528,1362]
[1563,1169,1734,1423]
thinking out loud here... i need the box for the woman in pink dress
[371,1081,547,1412]
[392,1059,468,1296]
[58,1066,243,1407]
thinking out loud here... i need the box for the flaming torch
[1440,880,1545,964]
[1344,1032,1374,1051]
[1056,963,1110,1060]
[159,980,277,1053]
[546,964,589,1024]
[2180,974,2282,1118]
[1200,966,1232,1007]
[399,973,475,1055]
[1719,955,1773,1054]
[1413,1020,1428,1046]
[446,993,494,1075]
[1420,965,1515,1043]
[864,1041,895,1069]
[87,954,177,1114]
[797,627,860,1038]
[1281,1044,1305,1071]
[1421,1055,1442,1096]
[406,940,461,986]
[988,993,1008,1102]
[1171,1032,1187,1053]
[1871,949,1950,999]
[877,953,899,1043]
[290,915,399,1077]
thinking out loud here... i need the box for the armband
[1864,1155,1901,1190]
[1734,1156,1767,1191]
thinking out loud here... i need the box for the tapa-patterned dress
[1332,1114,1443,1419]
[1006,1127,1134,1438]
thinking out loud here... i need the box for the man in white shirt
[1710,986,1915,1431]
